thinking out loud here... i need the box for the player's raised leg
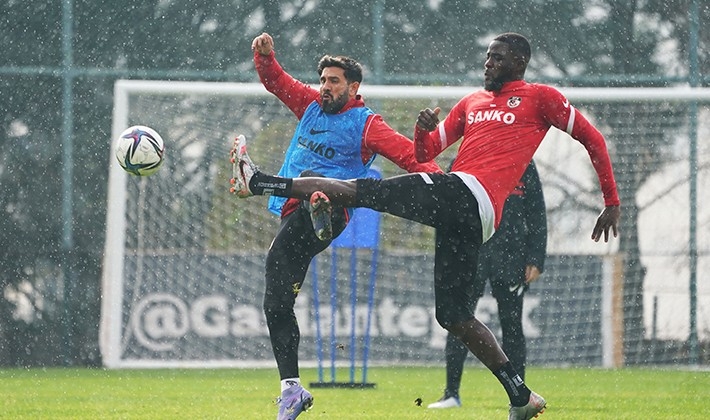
[229,134,358,205]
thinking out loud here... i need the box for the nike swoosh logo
[309,128,330,135]
[509,283,525,296]
[562,99,570,108]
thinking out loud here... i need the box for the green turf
[0,366,707,419]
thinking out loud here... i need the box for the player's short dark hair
[494,32,531,65]
[317,55,363,83]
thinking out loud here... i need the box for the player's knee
[263,290,295,318]
[263,301,291,325]
[354,178,381,208]
[434,311,455,330]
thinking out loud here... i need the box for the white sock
[281,377,301,392]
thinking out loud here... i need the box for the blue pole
[329,250,338,382]
[362,247,378,384]
[349,248,357,383]
[311,260,324,383]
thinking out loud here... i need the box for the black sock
[249,171,292,197]
[444,333,467,400]
[493,361,530,407]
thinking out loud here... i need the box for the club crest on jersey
[507,96,522,108]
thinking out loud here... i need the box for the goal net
[101,80,710,368]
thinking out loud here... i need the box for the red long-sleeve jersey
[414,80,620,228]
[254,50,442,174]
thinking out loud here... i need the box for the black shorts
[356,172,483,328]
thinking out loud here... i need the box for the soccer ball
[115,125,165,176]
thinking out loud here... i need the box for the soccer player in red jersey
[233,32,620,420]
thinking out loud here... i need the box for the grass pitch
[0,366,707,419]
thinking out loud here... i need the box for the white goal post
[101,80,710,368]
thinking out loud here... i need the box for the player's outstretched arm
[591,205,620,242]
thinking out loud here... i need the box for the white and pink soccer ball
[114,125,165,176]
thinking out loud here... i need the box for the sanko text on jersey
[468,109,516,125]
[297,135,337,159]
